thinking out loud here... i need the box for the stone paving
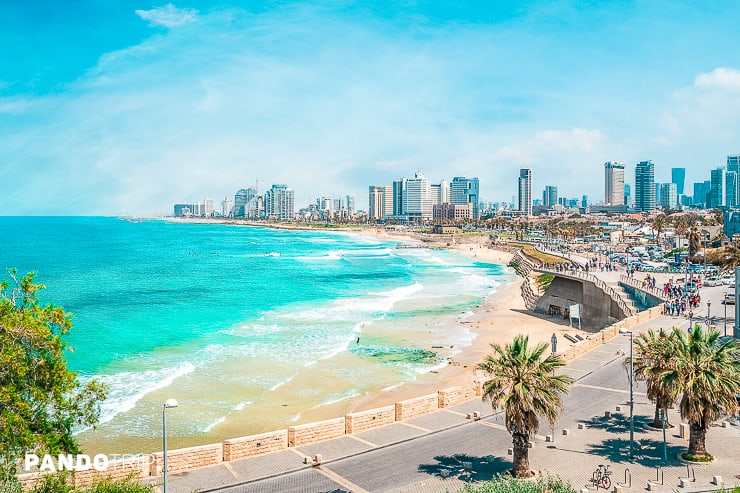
[161,306,740,493]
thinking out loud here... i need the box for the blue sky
[2,1,740,215]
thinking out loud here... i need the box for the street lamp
[618,327,635,460]
[724,292,728,337]
[163,398,178,493]
[708,300,712,320]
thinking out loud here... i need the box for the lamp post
[724,292,728,336]
[619,327,635,460]
[688,310,693,332]
[163,398,178,493]
[708,300,712,321]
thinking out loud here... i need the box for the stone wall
[288,417,346,447]
[438,386,470,408]
[150,443,222,476]
[395,393,439,421]
[223,430,288,461]
[345,406,395,434]
[74,456,151,487]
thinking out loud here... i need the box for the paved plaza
[160,303,740,493]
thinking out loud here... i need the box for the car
[685,282,699,293]
[703,276,724,287]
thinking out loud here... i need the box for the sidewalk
[158,310,740,493]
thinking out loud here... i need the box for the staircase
[604,282,641,312]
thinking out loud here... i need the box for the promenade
[159,300,740,493]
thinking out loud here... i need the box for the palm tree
[663,327,740,459]
[652,214,667,247]
[626,328,679,428]
[478,335,574,477]
[688,226,701,259]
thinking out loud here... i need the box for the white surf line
[316,466,370,493]
[397,421,431,432]
[346,434,377,448]
[573,383,647,396]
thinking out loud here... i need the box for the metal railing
[619,275,668,300]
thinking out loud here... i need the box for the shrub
[459,473,576,493]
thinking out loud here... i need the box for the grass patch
[536,273,555,291]
[459,473,577,493]
[507,242,567,265]
[681,452,714,462]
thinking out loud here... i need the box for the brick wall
[150,443,222,476]
[73,456,151,488]
[345,406,395,434]
[395,393,439,421]
[223,430,288,461]
[288,417,345,447]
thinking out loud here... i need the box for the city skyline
[2,1,740,215]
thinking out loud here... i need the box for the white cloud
[135,4,198,28]
[693,67,740,92]
[534,128,606,152]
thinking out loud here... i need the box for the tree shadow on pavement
[585,437,684,466]
[577,413,651,435]
[418,453,510,482]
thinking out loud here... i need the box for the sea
[0,216,512,453]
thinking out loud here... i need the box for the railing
[619,275,668,300]
[535,267,637,317]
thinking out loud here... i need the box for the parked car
[724,291,736,304]
[703,276,724,287]
[685,282,699,293]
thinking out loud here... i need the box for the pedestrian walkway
[159,309,740,493]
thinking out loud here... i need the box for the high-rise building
[264,184,294,220]
[543,186,557,207]
[581,195,588,208]
[635,161,656,212]
[726,171,738,208]
[431,179,449,206]
[604,162,625,206]
[204,198,214,217]
[392,172,433,220]
[234,187,258,217]
[383,186,393,218]
[369,186,385,220]
[728,155,740,173]
[345,195,355,216]
[221,196,233,217]
[710,167,726,208]
[450,177,480,219]
[671,167,686,195]
[518,168,532,216]
[659,183,678,209]
[692,181,710,208]
[173,204,192,216]
[624,184,631,207]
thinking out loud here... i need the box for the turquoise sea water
[0,217,511,450]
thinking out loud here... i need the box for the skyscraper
[635,161,656,212]
[518,169,533,216]
[450,177,480,219]
[671,167,686,195]
[728,155,740,174]
[392,172,432,220]
[543,186,557,207]
[710,167,726,208]
[604,162,625,205]
[659,183,678,209]
[264,184,294,220]
[369,186,385,220]
[726,171,738,208]
[234,187,257,217]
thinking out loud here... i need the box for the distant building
[728,155,740,173]
[604,161,625,206]
[221,197,233,217]
[543,185,557,207]
[234,187,258,217]
[173,204,192,216]
[518,168,533,216]
[709,167,726,208]
[432,203,473,220]
[450,176,480,219]
[635,161,656,212]
[693,180,710,208]
[671,167,686,195]
[264,184,294,220]
[659,183,678,209]
[392,172,433,221]
[369,186,386,220]
[431,180,450,206]
[204,198,214,217]
[432,225,463,234]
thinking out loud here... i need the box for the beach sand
[78,224,589,455]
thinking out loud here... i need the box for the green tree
[663,327,740,460]
[0,270,106,483]
[477,335,574,477]
[625,328,679,428]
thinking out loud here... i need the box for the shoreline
[78,219,587,455]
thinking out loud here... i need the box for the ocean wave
[89,361,196,426]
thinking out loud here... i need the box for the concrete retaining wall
[288,417,346,447]
[150,443,222,476]
[395,393,439,421]
[224,430,288,461]
[345,406,395,434]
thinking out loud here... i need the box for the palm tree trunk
[688,422,710,457]
[511,432,532,477]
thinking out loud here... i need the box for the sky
[2,0,740,216]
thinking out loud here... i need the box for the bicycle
[591,464,612,490]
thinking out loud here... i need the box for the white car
[703,276,724,287]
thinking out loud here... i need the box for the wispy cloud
[135,4,198,28]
